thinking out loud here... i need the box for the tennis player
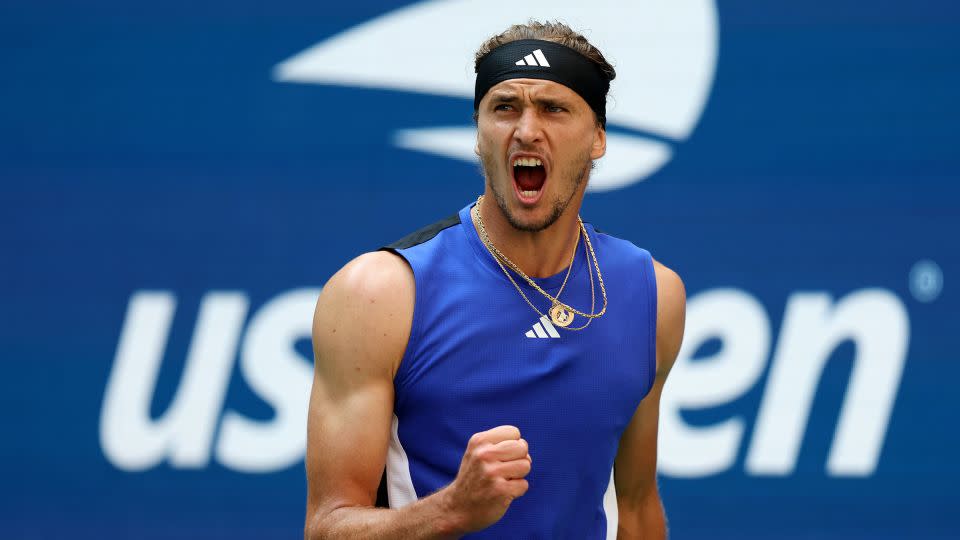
[305,21,686,539]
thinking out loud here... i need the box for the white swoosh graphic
[274,0,717,191]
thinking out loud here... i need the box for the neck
[475,190,584,278]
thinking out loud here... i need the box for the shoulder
[312,251,415,378]
[652,259,686,374]
[321,250,414,303]
[653,259,685,312]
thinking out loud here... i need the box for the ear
[474,138,481,157]
[590,124,606,160]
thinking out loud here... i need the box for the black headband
[474,39,610,126]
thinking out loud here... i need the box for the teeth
[520,190,539,197]
[513,157,543,167]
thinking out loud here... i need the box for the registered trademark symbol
[909,259,943,303]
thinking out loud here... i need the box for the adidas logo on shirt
[525,315,560,339]
[515,49,551,67]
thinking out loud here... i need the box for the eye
[546,105,566,113]
[494,104,514,112]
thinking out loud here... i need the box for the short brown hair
[473,20,616,126]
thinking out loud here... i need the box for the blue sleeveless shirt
[382,202,657,539]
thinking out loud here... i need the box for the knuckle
[468,432,484,447]
[474,445,492,461]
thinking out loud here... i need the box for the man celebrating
[304,21,686,539]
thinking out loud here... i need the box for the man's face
[475,78,606,232]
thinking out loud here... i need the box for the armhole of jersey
[377,212,461,402]
[376,248,423,400]
[373,213,461,508]
[366,250,421,509]
[644,250,658,393]
[593,227,658,395]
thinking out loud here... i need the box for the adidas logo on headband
[514,49,551,67]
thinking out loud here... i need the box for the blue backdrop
[1,1,958,538]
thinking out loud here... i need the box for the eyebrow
[536,97,569,108]
[488,92,572,108]
[489,92,519,103]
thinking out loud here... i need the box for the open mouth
[512,157,547,202]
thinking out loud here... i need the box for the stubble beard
[479,150,592,233]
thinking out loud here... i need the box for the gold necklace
[472,202,585,328]
[473,198,604,329]
[473,196,607,329]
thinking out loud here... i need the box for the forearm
[616,491,667,540]
[305,489,465,540]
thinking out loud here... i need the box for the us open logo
[273,0,719,192]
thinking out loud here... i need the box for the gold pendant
[550,303,574,327]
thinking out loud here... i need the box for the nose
[513,107,543,145]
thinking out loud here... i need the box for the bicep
[306,360,394,512]
[305,253,414,518]
[613,375,665,503]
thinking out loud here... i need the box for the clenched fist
[443,425,532,533]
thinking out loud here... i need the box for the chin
[500,196,564,233]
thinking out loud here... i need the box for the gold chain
[471,202,596,331]
[540,211,578,304]
[472,196,607,328]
